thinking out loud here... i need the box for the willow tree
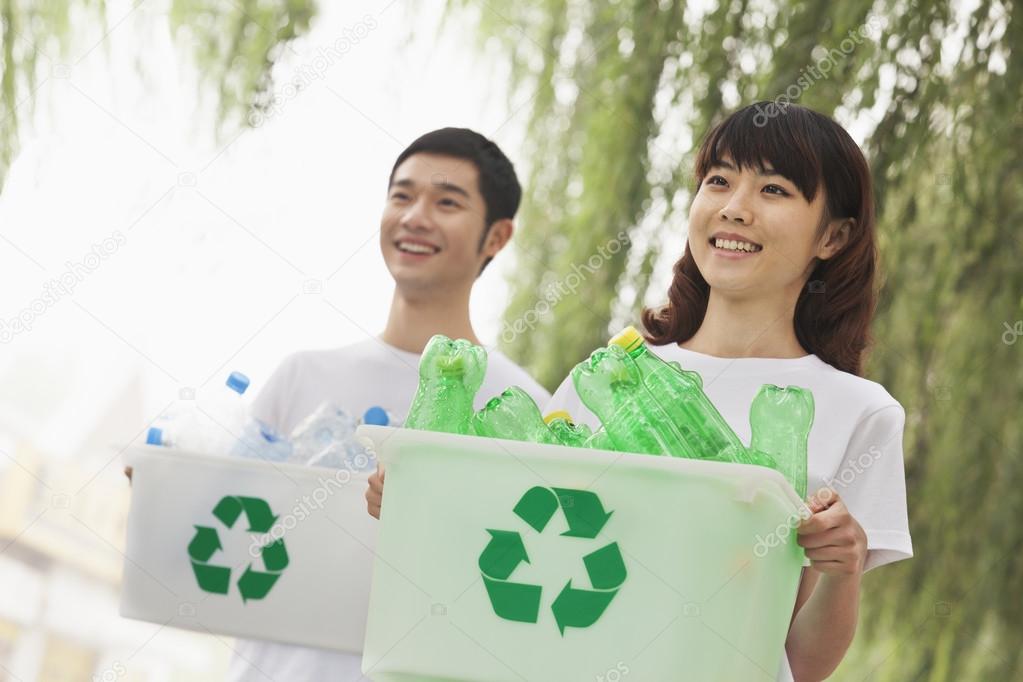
[0,0,315,186]
[450,0,1023,679]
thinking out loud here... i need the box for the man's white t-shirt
[544,343,913,682]
[227,337,550,682]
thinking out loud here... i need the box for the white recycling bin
[119,444,377,652]
[358,425,807,682]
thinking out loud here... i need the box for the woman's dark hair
[389,127,521,274]
[641,102,878,375]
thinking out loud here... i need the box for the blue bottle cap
[363,406,389,426]
[226,371,250,395]
[146,427,164,446]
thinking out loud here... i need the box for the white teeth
[713,238,761,253]
[397,241,438,255]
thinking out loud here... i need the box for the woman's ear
[817,218,854,260]
[482,218,514,257]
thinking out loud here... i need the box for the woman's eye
[705,175,727,186]
[763,184,789,196]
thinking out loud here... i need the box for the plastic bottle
[473,387,559,444]
[294,405,391,472]
[749,385,814,498]
[232,420,292,462]
[198,371,251,448]
[145,408,205,451]
[145,371,292,461]
[571,344,688,456]
[583,429,615,451]
[288,402,359,464]
[543,411,593,448]
[405,335,487,435]
[146,371,251,454]
[609,326,748,463]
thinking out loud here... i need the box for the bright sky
[0,0,527,459]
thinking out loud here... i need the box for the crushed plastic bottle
[543,411,593,448]
[288,402,359,464]
[473,387,559,444]
[290,403,388,473]
[232,420,292,462]
[405,335,487,435]
[749,385,814,498]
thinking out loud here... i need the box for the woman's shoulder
[806,356,903,414]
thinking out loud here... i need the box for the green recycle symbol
[478,486,627,635]
[187,495,289,603]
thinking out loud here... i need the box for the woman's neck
[680,288,809,359]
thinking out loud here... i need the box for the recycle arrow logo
[187,495,289,603]
[478,486,627,635]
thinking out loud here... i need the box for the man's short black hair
[388,128,521,274]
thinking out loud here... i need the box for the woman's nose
[719,200,753,225]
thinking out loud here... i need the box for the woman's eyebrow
[714,159,783,177]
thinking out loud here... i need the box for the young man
[226,128,549,681]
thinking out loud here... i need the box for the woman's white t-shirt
[543,343,913,681]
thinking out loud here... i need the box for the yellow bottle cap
[609,326,645,353]
[543,410,572,424]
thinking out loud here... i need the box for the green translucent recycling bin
[357,425,806,682]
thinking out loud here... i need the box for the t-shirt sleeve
[829,402,913,572]
[249,355,297,434]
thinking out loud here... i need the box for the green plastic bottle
[609,326,749,464]
[571,344,688,456]
[405,335,487,435]
[749,385,814,499]
[473,387,559,444]
[543,411,593,448]
[583,429,615,451]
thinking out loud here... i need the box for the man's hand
[797,488,867,576]
[366,465,384,519]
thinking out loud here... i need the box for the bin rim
[123,443,370,479]
[355,424,808,513]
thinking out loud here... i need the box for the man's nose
[401,198,432,230]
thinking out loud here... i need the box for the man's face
[380,153,492,294]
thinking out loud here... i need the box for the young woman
[545,102,912,680]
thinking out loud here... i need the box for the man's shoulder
[277,338,390,375]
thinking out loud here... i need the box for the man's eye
[439,198,460,208]
[763,184,789,196]
[391,192,410,201]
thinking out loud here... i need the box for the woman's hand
[797,488,867,576]
[366,465,385,519]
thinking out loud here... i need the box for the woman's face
[687,156,841,301]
